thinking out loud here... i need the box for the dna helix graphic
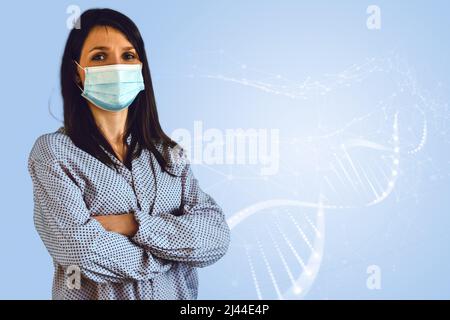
[220,113,400,299]
[183,52,431,299]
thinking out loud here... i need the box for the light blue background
[0,0,449,299]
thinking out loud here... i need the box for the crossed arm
[94,156,231,268]
[28,151,230,284]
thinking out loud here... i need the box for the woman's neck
[88,102,128,145]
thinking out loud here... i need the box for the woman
[27,8,231,300]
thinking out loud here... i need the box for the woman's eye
[123,52,136,60]
[91,53,105,61]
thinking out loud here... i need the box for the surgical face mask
[74,61,145,112]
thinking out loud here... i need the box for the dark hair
[61,8,179,175]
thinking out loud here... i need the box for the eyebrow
[89,46,136,53]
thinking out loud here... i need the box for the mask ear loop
[73,60,85,92]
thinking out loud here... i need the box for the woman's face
[76,25,141,86]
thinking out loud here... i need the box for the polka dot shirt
[27,126,231,300]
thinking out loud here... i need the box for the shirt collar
[57,126,132,145]
[57,125,136,166]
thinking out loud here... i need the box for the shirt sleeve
[28,157,173,284]
[131,149,231,268]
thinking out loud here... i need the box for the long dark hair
[61,8,179,175]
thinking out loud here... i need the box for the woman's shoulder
[28,126,73,164]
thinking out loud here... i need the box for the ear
[74,72,83,88]
[76,74,81,85]
[74,61,83,87]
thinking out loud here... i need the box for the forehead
[82,25,134,50]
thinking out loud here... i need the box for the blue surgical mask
[74,61,145,112]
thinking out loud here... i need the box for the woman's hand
[93,213,139,237]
